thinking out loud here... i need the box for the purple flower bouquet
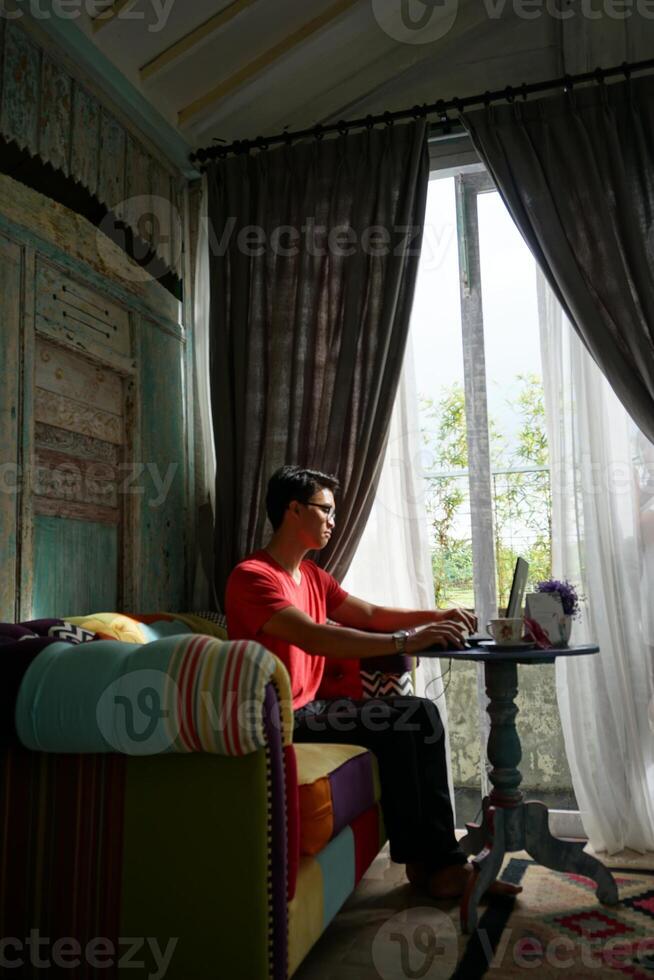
[535,579,582,618]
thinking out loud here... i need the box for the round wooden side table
[420,643,619,932]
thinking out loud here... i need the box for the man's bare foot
[427,862,522,900]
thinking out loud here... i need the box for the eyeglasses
[305,501,337,522]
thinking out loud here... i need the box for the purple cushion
[329,750,377,838]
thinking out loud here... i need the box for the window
[410,169,576,820]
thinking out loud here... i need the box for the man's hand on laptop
[405,621,467,653]
[432,607,477,634]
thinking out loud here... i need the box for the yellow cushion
[66,613,149,644]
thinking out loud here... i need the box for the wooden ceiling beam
[91,0,137,33]
[178,0,361,127]
[140,0,261,82]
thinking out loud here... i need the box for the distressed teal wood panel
[2,22,40,153]
[32,516,118,618]
[71,85,100,197]
[98,111,126,210]
[125,138,153,249]
[170,178,183,281]
[150,159,172,271]
[139,321,186,611]
[0,234,23,622]
[39,56,72,176]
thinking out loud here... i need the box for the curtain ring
[622,61,632,80]
[383,111,394,126]
[563,74,577,110]
[504,86,515,103]
[282,129,293,146]
[520,82,529,101]
[314,124,325,141]
[594,66,609,108]
[365,114,375,129]
[483,90,492,108]
[337,119,348,136]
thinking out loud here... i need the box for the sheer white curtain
[192,176,217,607]
[342,335,455,804]
[538,269,654,854]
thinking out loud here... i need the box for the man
[226,465,520,899]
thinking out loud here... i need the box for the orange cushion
[294,743,379,856]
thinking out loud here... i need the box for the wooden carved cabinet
[0,179,190,622]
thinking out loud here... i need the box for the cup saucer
[478,639,536,652]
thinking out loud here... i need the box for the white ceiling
[50,0,654,158]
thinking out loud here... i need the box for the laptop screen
[506,557,529,618]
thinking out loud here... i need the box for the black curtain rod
[190,54,654,165]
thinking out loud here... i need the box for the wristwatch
[392,629,410,653]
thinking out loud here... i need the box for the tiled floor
[294,838,654,979]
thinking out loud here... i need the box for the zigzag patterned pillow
[361,668,414,699]
[48,623,98,644]
[194,611,228,631]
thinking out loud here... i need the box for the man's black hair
[266,465,340,530]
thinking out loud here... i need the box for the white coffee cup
[486,618,524,645]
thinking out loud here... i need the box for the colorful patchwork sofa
[0,612,412,979]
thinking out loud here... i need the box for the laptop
[506,557,530,619]
[467,556,529,643]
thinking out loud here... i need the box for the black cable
[190,54,654,164]
[425,657,452,702]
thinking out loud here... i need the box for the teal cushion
[15,638,179,755]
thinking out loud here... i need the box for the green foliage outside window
[421,373,552,608]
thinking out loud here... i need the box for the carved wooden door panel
[30,260,133,619]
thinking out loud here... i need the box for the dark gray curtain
[206,121,429,605]
[460,74,654,444]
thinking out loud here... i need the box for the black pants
[293,695,467,872]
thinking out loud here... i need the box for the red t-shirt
[225,549,348,709]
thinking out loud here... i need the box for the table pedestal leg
[460,806,507,933]
[457,658,618,933]
[459,799,491,856]
[524,801,618,905]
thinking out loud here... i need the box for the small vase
[555,615,572,648]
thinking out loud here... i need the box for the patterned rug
[454,859,654,979]
[293,850,654,980]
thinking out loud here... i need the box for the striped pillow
[16,635,293,757]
